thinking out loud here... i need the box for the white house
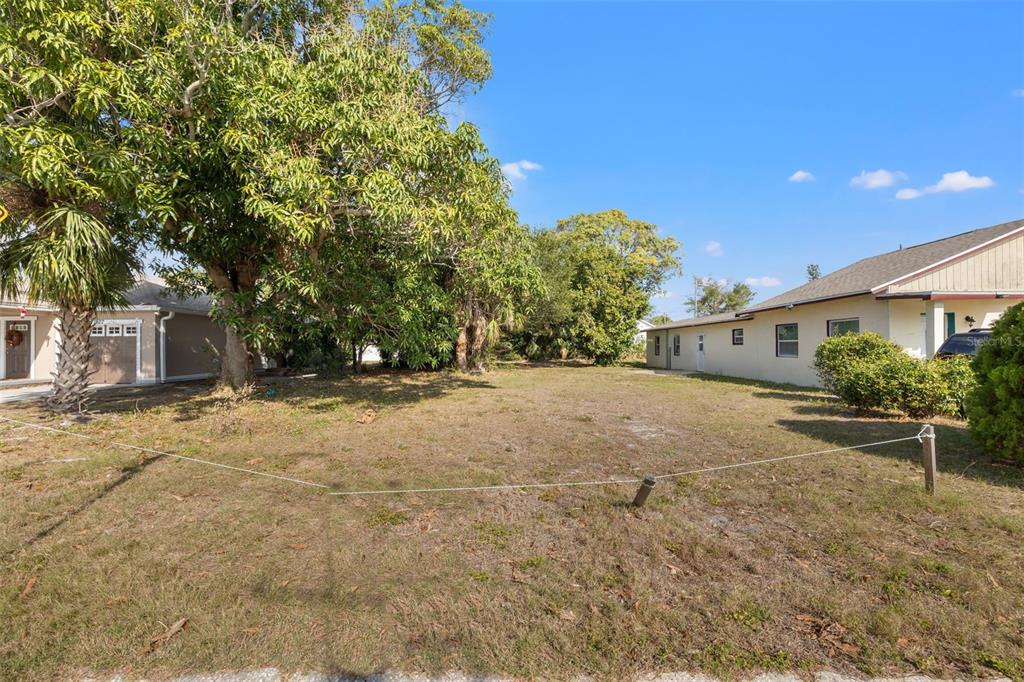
[635,319,656,345]
[645,219,1024,386]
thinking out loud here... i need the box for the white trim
[1,315,37,381]
[870,225,1024,294]
[159,311,176,383]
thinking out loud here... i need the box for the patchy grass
[1,365,1022,680]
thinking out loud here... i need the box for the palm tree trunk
[47,304,94,413]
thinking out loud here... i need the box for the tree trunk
[469,309,487,373]
[455,325,469,372]
[221,323,254,389]
[47,304,94,413]
[208,265,257,390]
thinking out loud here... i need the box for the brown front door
[4,320,31,379]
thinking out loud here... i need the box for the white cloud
[744,276,782,287]
[501,159,542,182]
[704,240,724,257]
[850,169,907,189]
[895,170,995,200]
[788,170,815,183]
[653,290,674,299]
[1012,88,1024,97]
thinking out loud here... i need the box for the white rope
[0,415,331,490]
[0,414,930,498]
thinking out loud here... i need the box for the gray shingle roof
[746,218,1023,313]
[120,278,213,315]
[648,218,1023,332]
[647,310,752,331]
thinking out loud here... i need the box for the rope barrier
[0,414,932,498]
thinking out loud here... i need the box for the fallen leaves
[356,409,378,425]
[794,613,860,656]
[20,576,37,597]
[148,617,188,651]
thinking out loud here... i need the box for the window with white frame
[732,328,744,345]
[105,323,123,337]
[827,317,860,337]
[122,323,139,337]
[654,336,661,356]
[672,334,680,356]
[91,323,105,337]
[776,323,799,358]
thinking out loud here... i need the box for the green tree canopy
[685,276,753,317]
[514,210,680,365]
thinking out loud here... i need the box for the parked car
[935,329,992,358]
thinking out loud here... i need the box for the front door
[4,320,31,379]
[696,334,705,372]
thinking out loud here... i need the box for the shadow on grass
[6,452,165,558]
[776,415,1024,490]
[685,372,824,395]
[81,369,496,423]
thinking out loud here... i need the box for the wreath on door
[5,329,24,348]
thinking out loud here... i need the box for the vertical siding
[890,234,1024,292]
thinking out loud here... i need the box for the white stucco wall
[644,294,1016,387]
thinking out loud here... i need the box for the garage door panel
[89,323,137,384]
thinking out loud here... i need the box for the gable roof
[745,218,1023,313]
[122,278,213,315]
[647,218,1023,332]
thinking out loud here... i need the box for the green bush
[814,332,977,419]
[967,303,1024,463]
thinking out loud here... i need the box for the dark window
[776,323,799,358]
[732,328,744,345]
[654,336,660,356]
[827,318,860,337]
[672,334,680,356]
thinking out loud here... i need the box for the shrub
[814,332,977,419]
[967,303,1024,463]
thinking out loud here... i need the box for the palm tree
[0,205,139,413]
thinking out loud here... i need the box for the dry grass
[1,365,1022,681]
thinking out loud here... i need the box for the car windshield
[938,333,990,355]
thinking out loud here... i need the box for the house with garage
[1,277,226,387]
[646,218,1024,387]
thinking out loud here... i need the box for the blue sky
[461,1,1024,319]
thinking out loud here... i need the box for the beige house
[1,278,226,387]
[646,219,1024,387]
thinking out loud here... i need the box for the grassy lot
[1,365,1022,680]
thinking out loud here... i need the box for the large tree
[515,210,680,365]
[144,0,503,387]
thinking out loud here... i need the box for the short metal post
[921,424,936,495]
[632,476,656,507]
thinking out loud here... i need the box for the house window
[732,328,744,345]
[672,334,680,356]
[91,323,105,337]
[776,323,799,358]
[105,324,123,337]
[123,324,139,337]
[654,336,660,356]
[827,318,860,337]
